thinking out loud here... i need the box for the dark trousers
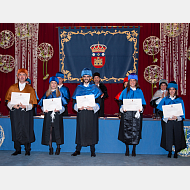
[14,141,31,152]
[76,144,95,152]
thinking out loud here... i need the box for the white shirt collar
[19,82,26,91]
[84,83,89,87]
[58,84,63,88]
[51,89,56,92]
[169,95,176,100]
[161,89,166,93]
[130,87,136,91]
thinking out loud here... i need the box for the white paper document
[11,92,30,105]
[76,95,95,108]
[43,97,62,111]
[162,103,184,118]
[123,99,142,111]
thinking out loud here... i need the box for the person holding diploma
[56,72,70,116]
[118,73,146,156]
[71,68,102,157]
[5,68,37,156]
[38,76,67,155]
[157,81,186,158]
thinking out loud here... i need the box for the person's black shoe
[91,151,96,157]
[132,150,136,157]
[55,148,61,155]
[174,152,178,158]
[25,151,30,156]
[11,150,21,156]
[71,151,80,156]
[49,147,53,155]
[168,151,172,158]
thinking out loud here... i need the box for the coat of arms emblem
[90,42,107,68]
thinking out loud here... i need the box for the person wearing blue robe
[71,68,102,157]
[157,81,186,158]
[25,78,39,116]
[38,76,68,155]
[118,73,146,156]
[56,72,70,116]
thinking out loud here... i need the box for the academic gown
[72,82,102,147]
[38,91,67,145]
[58,85,70,116]
[118,87,146,145]
[157,96,186,152]
[5,83,37,144]
[98,83,108,117]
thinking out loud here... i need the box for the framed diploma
[76,95,95,108]
[11,92,30,105]
[162,103,184,118]
[123,99,142,111]
[43,97,62,111]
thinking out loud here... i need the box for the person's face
[83,75,91,84]
[129,79,136,88]
[18,72,27,83]
[160,83,167,91]
[169,87,176,97]
[124,81,128,88]
[93,76,101,84]
[50,81,57,90]
[57,77,64,85]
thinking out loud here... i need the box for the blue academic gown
[118,88,146,145]
[58,85,70,116]
[38,91,67,145]
[157,96,186,152]
[72,82,102,147]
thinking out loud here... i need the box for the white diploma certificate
[11,92,30,105]
[162,103,184,118]
[43,97,62,111]
[76,95,95,108]
[123,99,142,111]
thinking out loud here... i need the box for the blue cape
[59,85,70,100]
[72,82,102,99]
[38,90,68,107]
[119,87,146,105]
[157,96,185,119]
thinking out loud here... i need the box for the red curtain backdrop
[1,23,190,118]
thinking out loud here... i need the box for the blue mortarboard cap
[128,73,138,81]
[81,68,92,77]
[167,81,178,90]
[26,78,31,84]
[56,72,64,79]
[49,76,59,84]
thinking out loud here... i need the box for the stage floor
[0,150,190,166]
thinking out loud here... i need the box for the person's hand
[19,103,26,109]
[161,92,165,99]
[78,106,84,110]
[86,106,93,110]
[44,110,48,113]
[172,116,177,120]
[101,93,104,98]
[54,109,59,112]
[13,104,20,109]
[165,91,168,96]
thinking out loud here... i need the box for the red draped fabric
[0,23,190,118]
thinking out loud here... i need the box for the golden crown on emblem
[90,42,107,53]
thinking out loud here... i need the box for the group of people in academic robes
[5,67,187,158]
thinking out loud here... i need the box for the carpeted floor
[0,150,190,166]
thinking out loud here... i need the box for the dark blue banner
[58,26,140,83]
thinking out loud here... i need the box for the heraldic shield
[90,42,107,68]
